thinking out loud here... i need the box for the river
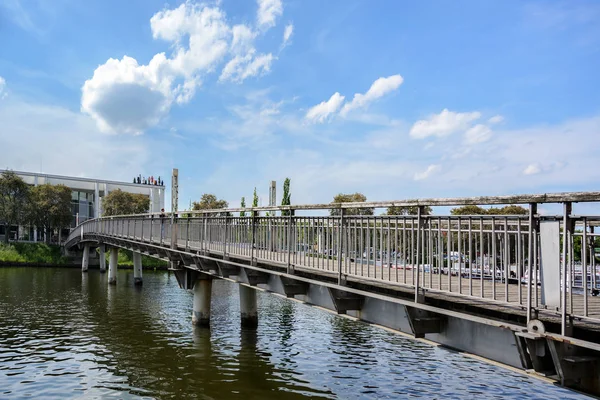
[0,267,590,399]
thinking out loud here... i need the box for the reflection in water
[0,267,590,399]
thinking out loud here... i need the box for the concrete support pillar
[108,247,118,285]
[192,279,212,327]
[81,244,90,273]
[133,251,143,286]
[239,285,258,328]
[99,244,106,273]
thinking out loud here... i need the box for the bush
[0,244,27,263]
[0,243,67,264]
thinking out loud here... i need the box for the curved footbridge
[66,192,600,395]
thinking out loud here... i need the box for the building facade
[0,170,165,242]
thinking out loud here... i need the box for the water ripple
[0,267,591,399]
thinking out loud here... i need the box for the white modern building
[0,170,165,241]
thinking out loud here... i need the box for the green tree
[450,205,488,215]
[281,178,291,216]
[497,205,528,215]
[192,194,229,217]
[192,194,228,210]
[330,192,374,216]
[450,204,528,215]
[28,184,72,243]
[386,205,432,216]
[102,189,150,216]
[252,187,259,217]
[240,197,246,217]
[0,171,30,243]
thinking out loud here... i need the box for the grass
[0,242,68,264]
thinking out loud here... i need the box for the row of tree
[0,171,152,243]
[187,185,529,218]
[191,178,293,218]
[329,192,527,216]
[0,171,72,243]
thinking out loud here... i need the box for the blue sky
[1,0,599,213]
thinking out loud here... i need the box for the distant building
[0,170,165,242]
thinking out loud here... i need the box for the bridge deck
[159,238,600,333]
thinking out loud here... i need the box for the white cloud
[81,55,174,134]
[257,0,283,29]
[488,115,504,124]
[523,164,541,175]
[0,76,6,99]
[464,124,492,144]
[305,92,345,123]
[0,97,167,182]
[340,74,403,116]
[282,24,294,48]
[82,2,281,134]
[410,108,481,139]
[231,24,257,54]
[414,164,439,181]
[219,51,275,83]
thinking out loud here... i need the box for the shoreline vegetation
[0,243,168,269]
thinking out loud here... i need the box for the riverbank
[0,243,168,270]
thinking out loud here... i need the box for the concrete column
[99,244,106,273]
[33,227,37,243]
[239,285,258,328]
[192,279,212,327]
[81,244,90,273]
[133,251,143,286]
[108,247,118,285]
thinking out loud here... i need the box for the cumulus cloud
[257,0,283,29]
[0,76,6,99]
[488,115,504,124]
[340,74,403,116]
[81,1,282,134]
[282,24,294,48]
[1,97,161,182]
[410,108,481,139]
[81,56,174,134]
[305,92,345,123]
[414,164,440,181]
[464,124,492,144]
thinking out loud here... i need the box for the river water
[0,267,590,399]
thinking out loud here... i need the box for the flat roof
[0,169,165,188]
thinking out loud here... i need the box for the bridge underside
[70,233,600,395]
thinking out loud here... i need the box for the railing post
[527,202,537,323]
[150,215,153,243]
[202,214,207,252]
[415,206,424,303]
[287,210,294,274]
[337,208,345,285]
[251,214,257,266]
[561,202,572,336]
[171,213,177,248]
[186,215,190,251]
[223,215,229,258]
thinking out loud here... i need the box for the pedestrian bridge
[66,191,600,395]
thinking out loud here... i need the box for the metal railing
[67,192,600,338]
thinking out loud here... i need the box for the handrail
[87,191,600,218]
